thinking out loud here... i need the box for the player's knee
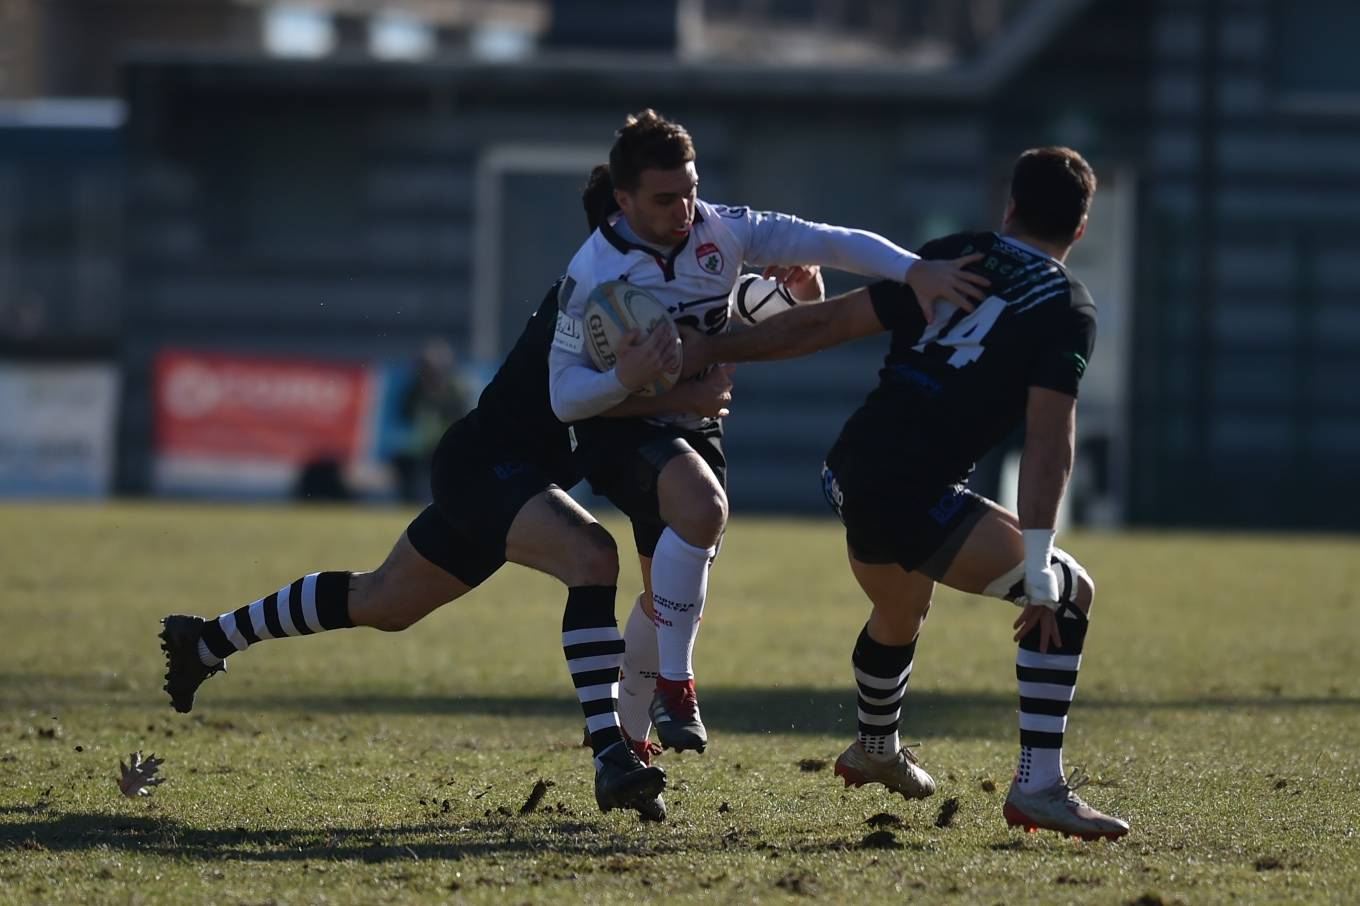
[1074,571,1094,615]
[572,523,620,586]
[670,490,727,547]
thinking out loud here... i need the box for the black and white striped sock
[1015,601,1088,792]
[198,572,353,665]
[562,585,626,760]
[853,625,917,762]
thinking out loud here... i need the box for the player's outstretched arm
[682,287,883,373]
[1012,386,1079,652]
[740,209,986,311]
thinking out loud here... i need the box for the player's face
[617,162,698,246]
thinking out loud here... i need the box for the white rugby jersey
[548,198,920,427]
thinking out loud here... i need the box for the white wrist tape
[1022,528,1056,583]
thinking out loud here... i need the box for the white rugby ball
[732,274,822,326]
[583,281,681,397]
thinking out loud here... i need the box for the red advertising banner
[155,350,371,465]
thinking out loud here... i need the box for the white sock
[618,592,659,741]
[1017,745,1064,792]
[649,527,714,681]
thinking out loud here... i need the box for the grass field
[1,502,1358,905]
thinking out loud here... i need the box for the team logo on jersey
[695,242,724,274]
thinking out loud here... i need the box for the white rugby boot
[833,741,936,800]
[1003,767,1130,840]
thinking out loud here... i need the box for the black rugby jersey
[472,279,579,484]
[840,231,1096,484]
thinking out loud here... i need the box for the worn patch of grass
[1,503,1358,904]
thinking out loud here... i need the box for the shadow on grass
[222,689,1013,738]
[5,675,1358,740]
[210,687,1360,738]
[0,811,699,863]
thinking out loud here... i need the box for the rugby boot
[833,741,936,800]
[626,738,668,820]
[649,678,708,753]
[1003,768,1130,840]
[635,791,667,822]
[594,740,666,814]
[159,615,226,713]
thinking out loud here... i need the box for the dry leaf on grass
[117,752,164,798]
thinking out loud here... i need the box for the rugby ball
[733,274,822,326]
[583,281,681,397]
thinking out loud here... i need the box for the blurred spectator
[391,339,472,503]
[294,456,353,502]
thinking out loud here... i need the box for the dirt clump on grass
[934,796,961,828]
[864,812,905,829]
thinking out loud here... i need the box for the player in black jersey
[552,111,986,759]
[682,148,1129,840]
[157,173,732,820]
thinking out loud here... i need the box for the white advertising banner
[0,363,120,497]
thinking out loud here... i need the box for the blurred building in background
[2,0,1358,530]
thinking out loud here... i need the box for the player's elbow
[549,385,587,424]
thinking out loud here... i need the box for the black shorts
[821,440,989,578]
[405,412,568,588]
[574,417,727,557]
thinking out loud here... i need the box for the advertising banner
[153,350,374,495]
[0,362,120,497]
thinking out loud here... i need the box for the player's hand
[786,265,825,302]
[615,326,679,391]
[671,364,734,418]
[1012,562,1063,651]
[677,324,712,378]
[1012,603,1062,653]
[762,265,824,303]
[904,254,989,322]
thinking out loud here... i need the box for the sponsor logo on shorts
[821,464,844,521]
[493,462,529,480]
[695,241,724,275]
[928,487,968,525]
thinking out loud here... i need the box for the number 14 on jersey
[914,296,1005,368]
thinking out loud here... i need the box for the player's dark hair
[582,163,620,232]
[608,108,696,193]
[1008,147,1097,244]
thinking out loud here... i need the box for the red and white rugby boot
[649,678,708,753]
[1003,767,1130,840]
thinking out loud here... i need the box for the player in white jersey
[548,109,988,754]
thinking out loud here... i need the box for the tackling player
[157,174,731,820]
[548,109,988,755]
[681,147,1129,840]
